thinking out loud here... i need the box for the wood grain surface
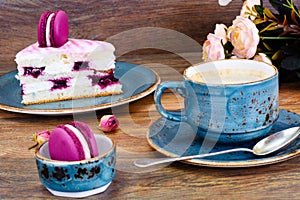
[0,52,299,199]
[0,0,300,199]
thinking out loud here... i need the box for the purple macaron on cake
[37,10,68,47]
[48,121,99,161]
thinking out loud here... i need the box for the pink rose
[99,115,119,132]
[202,33,225,61]
[229,16,259,59]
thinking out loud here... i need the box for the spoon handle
[134,148,253,167]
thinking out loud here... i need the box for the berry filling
[73,61,89,71]
[88,74,119,89]
[23,67,45,78]
[50,78,70,90]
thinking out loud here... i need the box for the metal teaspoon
[134,127,300,168]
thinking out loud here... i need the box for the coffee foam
[185,60,276,85]
[189,69,268,84]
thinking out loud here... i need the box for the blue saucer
[147,109,300,167]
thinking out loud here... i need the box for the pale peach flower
[214,24,228,44]
[230,16,259,59]
[254,53,272,65]
[240,0,261,20]
[202,33,225,61]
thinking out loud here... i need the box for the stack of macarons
[49,121,99,161]
[38,10,69,47]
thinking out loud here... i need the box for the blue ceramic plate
[0,62,160,115]
[148,109,300,168]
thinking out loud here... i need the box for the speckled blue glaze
[35,135,116,193]
[147,109,300,167]
[155,60,279,143]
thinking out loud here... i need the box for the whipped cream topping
[15,39,116,71]
[16,39,115,56]
[65,124,91,159]
[45,13,55,47]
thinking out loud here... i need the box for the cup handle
[154,81,187,122]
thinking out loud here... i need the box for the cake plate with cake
[0,10,160,115]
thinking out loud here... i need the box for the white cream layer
[65,124,91,159]
[45,13,55,47]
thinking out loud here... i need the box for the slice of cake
[14,10,122,105]
[15,39,122,105]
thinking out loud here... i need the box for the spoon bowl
[253,126,300,156]
[134,126,300,168]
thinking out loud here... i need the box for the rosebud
[99,115,119,132]
[29,130,51,150]
[35,130,51,143]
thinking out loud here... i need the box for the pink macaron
[48,121,99,161]
[38,10,68,48]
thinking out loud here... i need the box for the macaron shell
[37,11,51,47]
[69,121,99,158]
[48,126,85,161]
[51,10,68,47]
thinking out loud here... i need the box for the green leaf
[262,41,273,51]
[269,0,300,25]
[254,5,264,17]
[272,50,285,60]
[256,21,284,36]
[291,10,300,25]
[264,8,278,20]
[269,0,282,12]
[260,22,280,33]
[223,41,234,59]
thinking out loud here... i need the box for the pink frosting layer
[17,38,115,56]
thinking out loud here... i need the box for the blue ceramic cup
[35,134,116,198]
[154,59,279,143]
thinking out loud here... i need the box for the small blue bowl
[35,134,116,198]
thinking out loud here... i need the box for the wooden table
[0,53,300,199]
